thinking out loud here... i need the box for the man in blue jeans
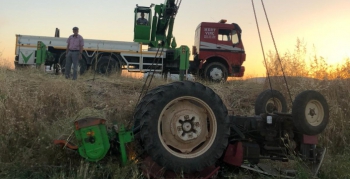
[65,26,84,80]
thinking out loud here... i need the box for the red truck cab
[190,20,246,81]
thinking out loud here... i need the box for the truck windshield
[218,29,239,44]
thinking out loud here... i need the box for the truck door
[217,28,244,75]
[217,29,239,51]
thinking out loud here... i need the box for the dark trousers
[65,51,79,80]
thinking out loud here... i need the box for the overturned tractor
[55,81,328,178]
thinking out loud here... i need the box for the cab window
[218,29,239,44]
[231,30,239,44]
[136,12,149,25]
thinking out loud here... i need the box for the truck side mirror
[192,46,197,55]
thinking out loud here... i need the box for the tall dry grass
[0,66,157,178]
[262,39,350,178]
[0,41,349,178]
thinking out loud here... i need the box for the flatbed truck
[14,1,246,81]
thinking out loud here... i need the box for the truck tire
[292,90,329,135]
[59,52,87,75]
[58,52,66,74]
[204,62,228,82]
[97,56,121,75]
[14,61,21,69]
[255,89,287,115]
[79,59,87,75]
[135,81,230,173]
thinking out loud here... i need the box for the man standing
[65,26,84,80]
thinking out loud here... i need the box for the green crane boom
[133,0,189,80]
[134,0,180,49]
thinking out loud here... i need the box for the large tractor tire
[292,90,329,135]
[96,56,121,75]
[133,90,160,156]
[255,89,287,115]
[133,91,158,129]
[135,81,230,173]
[204,62,228,82]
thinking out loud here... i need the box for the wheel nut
[184,115,189,120]
[195,122,200,127]
[177,126,182,131]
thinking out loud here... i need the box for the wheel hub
[210,68,223,80]
[305,100,324,126]
[265,98,283,113]
[176,115,202,141]
[266,103,275,113]
[309,108,316,116]
[160,99,212,155]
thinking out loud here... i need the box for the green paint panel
[118,124,134,166]
[133,7,152,44]
[74,119,110,162]
[134,25,151,44]
[133,1,177,49]
[177,45,190,80]
[178,45,190,70]
[36,41,54,65]
[36,41,46,65]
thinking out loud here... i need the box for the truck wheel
[59,52,87,75]
[59,52,67,74]
[97,56,121,75]
[79,59,87,75]
[53,63,60,75]
[255,89,287,115]
[292,90,329,135]
[204,62,228,82]
[14,61,21,69]
[60,58,87,75]
[136,81,230,173]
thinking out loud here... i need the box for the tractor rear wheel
[292,90,329,135]
[133,90,161,157]
[255,89,287,115]
[135,81,230,173]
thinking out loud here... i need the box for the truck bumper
[231,66,245,77]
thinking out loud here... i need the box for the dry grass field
[0,44,350,178]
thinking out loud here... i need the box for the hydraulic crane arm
[153,0,178,48]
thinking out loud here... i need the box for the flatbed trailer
[15,34,170,74]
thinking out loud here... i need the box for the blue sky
[1,0,350,76]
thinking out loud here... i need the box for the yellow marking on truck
[15,44,160,55]
[15,35,18,55]
[122,51,163,56]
